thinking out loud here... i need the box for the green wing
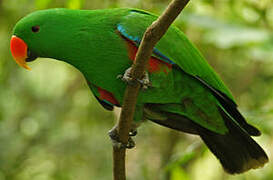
[118,9,235,102]
[118,9,260,136]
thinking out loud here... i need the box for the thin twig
[112,0,190,179]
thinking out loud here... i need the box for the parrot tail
[198,107,268,174]
[194,75,261,136]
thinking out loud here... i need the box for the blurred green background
[0,0,273,179]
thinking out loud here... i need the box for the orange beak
[10,35,31,70]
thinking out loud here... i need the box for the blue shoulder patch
[117,24,141,44]
[117,24,176,65]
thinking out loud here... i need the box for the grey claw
[126,137,135,149]
[118,67,151,90]
[108,127,119,142]
[136,78,152,90]
[108,127,136,149]
[129,129,137,137]
[116,75,123,79]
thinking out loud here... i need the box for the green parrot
[10,8,268,174]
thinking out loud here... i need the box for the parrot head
[10,8,93,70]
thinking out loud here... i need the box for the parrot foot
[108,126,136,149]
[117,67,152,90]
[129,129,137,137]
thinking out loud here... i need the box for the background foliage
[0,0,273,179]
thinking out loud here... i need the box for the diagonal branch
[112,0,190,179]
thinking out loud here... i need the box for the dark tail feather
[194,75,261,136]
[198,107,268,174]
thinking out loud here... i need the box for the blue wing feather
[117,24,175,65]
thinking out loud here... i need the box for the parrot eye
[31,26,40,33]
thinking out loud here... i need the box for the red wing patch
[121,36,172,74]
[87,81,120,107]
[97,86,120,106]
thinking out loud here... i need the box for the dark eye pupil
[32,26,40,33]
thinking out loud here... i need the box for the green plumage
[12,8,268,174]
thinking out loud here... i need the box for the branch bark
[112,0,190,179]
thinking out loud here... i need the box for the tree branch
[112,0,190,179]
